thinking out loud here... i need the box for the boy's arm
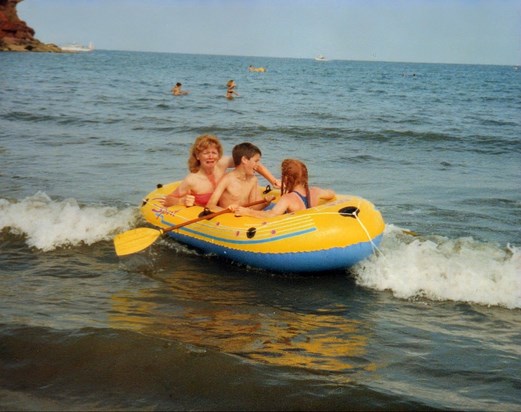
[206,176,230,211]
[247,178,267,210]
[256,163,281,188]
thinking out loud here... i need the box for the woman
[226,80,239,99]
[234,159,335,218]
[162,134,279,207]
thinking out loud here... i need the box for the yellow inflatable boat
[140,181,385,273]
[248,66,266,72]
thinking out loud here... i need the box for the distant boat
[248,65,266,72]
[314,55,327,61]
[61,42,94,53]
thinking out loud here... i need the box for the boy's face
[243,153,261,176]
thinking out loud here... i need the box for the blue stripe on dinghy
[165,232,383,272]
[179,226,317,245]
[159,217,317,245]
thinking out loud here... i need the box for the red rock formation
[0,0,61,52]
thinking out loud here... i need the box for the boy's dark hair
[232,142,262,166]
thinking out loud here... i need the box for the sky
[18,0,521,65]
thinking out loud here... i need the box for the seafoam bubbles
[353,224,521,309]
[0,192,138,251]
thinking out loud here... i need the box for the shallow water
[1,51,520,410]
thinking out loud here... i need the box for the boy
[206,142,271,212]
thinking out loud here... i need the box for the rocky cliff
[0,0,61,52]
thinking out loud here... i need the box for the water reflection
[110,265,374,373]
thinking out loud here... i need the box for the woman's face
[197,144,221,169]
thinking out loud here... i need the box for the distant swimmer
[172,82,189,96]
[226,80,239,99]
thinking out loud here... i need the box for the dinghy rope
[337,204,385,258]
[353,212,385,257]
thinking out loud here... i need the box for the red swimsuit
[192,173,217,206]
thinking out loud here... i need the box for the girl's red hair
[281,159,310,204]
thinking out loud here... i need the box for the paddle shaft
[113,198,270,257]
[161,199,268,234]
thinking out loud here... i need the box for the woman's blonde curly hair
[188,134,223,173]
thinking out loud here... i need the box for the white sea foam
[354,225,521,309]
[0,192,138,251]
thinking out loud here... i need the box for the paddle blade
[113,228,162,256]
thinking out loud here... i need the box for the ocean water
[1,50,520,411]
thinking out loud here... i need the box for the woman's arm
[218,155,234,170]
[161,179,191,207]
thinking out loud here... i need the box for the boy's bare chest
[227,178,254,198]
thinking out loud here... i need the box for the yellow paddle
[113,199,268,256]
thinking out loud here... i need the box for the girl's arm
[317,188,336,201]
[309,187,336,207]
[235,196,290,218]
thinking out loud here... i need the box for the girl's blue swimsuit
[294,191,310,208]
[264,191,310,211]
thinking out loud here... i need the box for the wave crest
[354,225,521,309]
[0,193,138,251]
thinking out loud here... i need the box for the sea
[0,50,520,411]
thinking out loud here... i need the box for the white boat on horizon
[314,54,328,61]
[61,42,94,53]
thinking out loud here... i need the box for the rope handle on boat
[348,208,385,258]
[337,206,384,257]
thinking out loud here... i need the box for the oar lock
[263,185,272,194]
[338,206,360,218]
[198,208,214,218]
[143,184,164,206]
[246,227,257,239]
